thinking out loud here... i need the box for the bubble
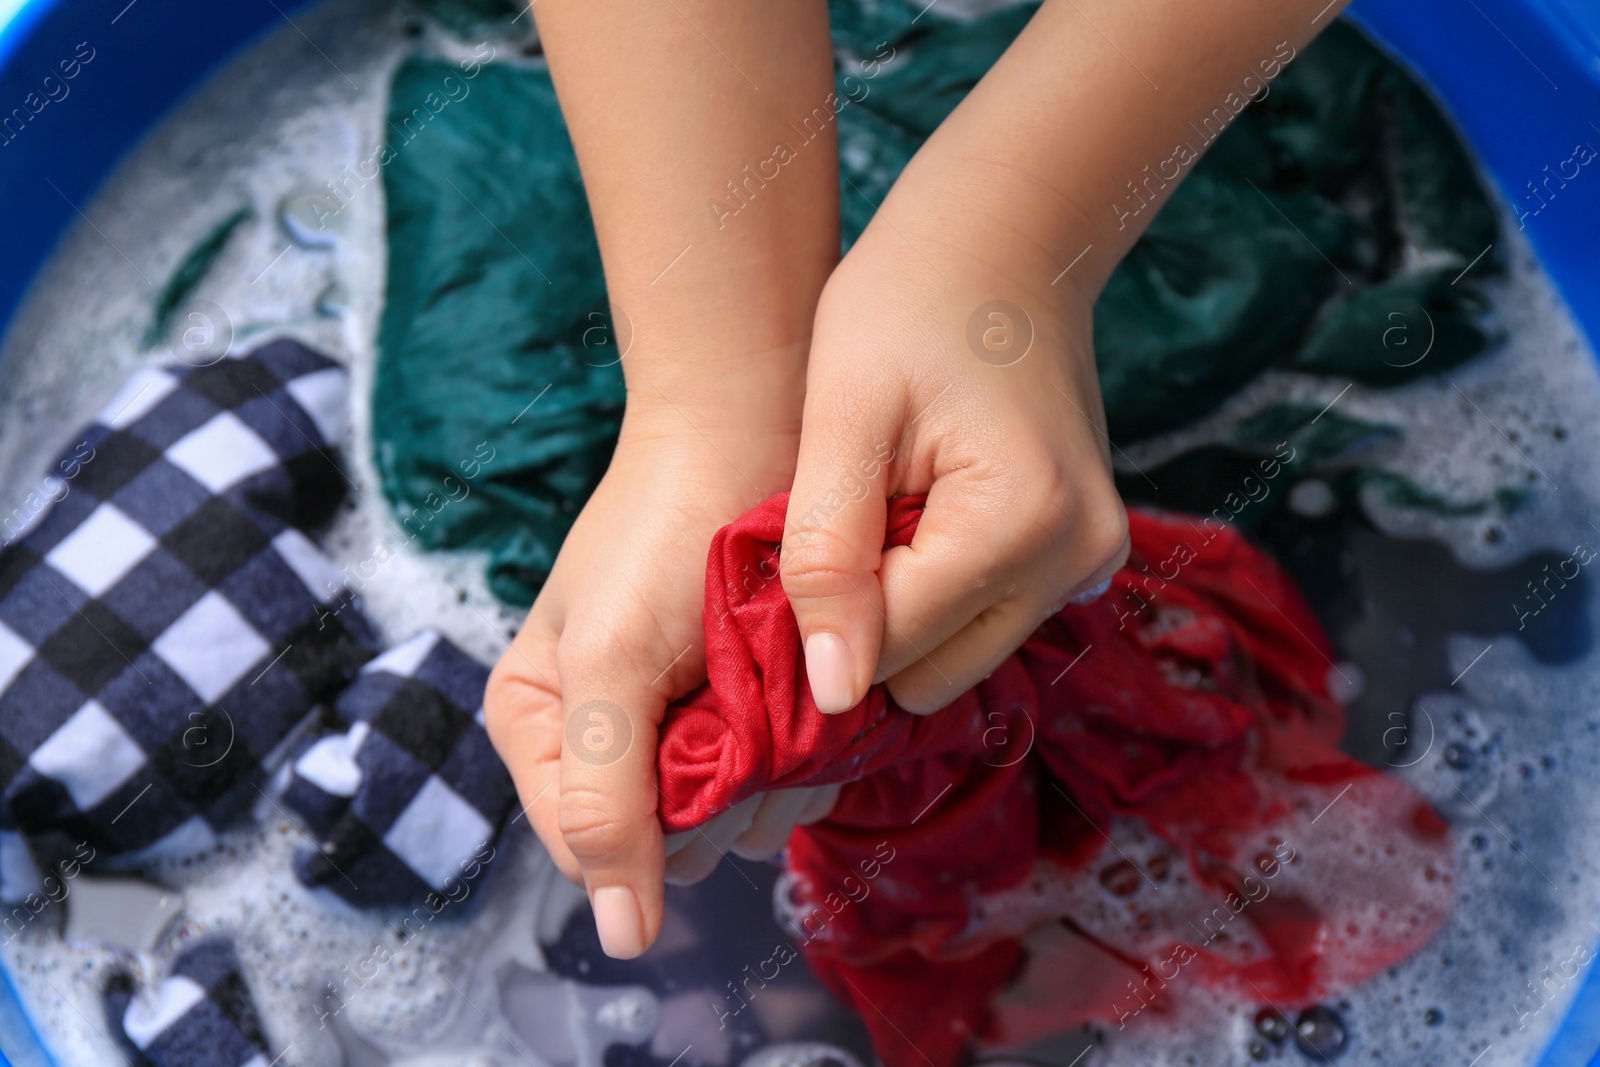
[1288,479,1337,518]
[1327,662,1366,704]
[1443,743,1474,770]
[593,989,654,1038]
[1424,1007,1443,1026]
[1070,578,1112,604]
[965,300,1034,367]
[316,281,350,318]
[1098,859,1141,897]
[1294,1005,1348,1059]
[1255,1006,1291,1043]
[279,191,343,248]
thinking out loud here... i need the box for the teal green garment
[372,1,1503,606]
[409,0,522,37]
[143,207,251,350]
[1114,399,1531,536]
[373,58,624,606]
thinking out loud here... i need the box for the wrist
[863,142,1106,316]
[620,336,808,444]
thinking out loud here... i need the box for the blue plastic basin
[1,0,1598,1064]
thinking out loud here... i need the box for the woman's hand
[486,397,837,958]
[784,212,1130,715]
[782,0,1351,712]
[493,0,841,958]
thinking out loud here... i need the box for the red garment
[657,495,1452,1067]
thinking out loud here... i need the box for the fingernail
[805,632,857,714]
[591,886,646,959]
[1070,578,1113,605]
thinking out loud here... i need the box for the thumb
[557,647,668,960]
[781,418,895,714]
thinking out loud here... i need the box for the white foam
[2,0,1600,1063]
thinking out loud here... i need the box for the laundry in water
[655,494,1454,1067]
[0,340,376,879]
[371,11,1502,607]
[282,628,513,908]
[0,342,518,914]
[103,938,272,1067]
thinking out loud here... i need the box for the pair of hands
[484,193,1130,958]
[480,0,1341,969]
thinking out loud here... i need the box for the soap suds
[2,0,1600,1064]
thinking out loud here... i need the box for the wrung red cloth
[657,495,1452,1067]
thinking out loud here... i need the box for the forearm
[532,0,839,429]
[876,0,1350,302]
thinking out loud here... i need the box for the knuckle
[556,787,647,862]
[886,652,970,714]
[483,659,547,742]
[1077,489,1131,575]
[779,525,873,602]
[665,845,721,886]
[555,629,613,678]
[887,672,952,716]
[556,611,673,694]
[483,669,514,737]
[1005,458,1128,577]
[1000,461,1078,560]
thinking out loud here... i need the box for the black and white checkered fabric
[105,938,274,1067]
[0,340,377,872]
[283,629,514,906]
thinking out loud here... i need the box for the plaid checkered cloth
[0,340,378,882]
[282,629,515,906]
[105,938,274,1067]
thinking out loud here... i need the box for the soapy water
[1,0,1600,1064]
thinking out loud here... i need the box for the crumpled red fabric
[657,495,1452,1067]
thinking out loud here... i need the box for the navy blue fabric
[284,631,516,907]
[0,339,516,912]
[105,939,273,1067]
[0,341,377,861]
